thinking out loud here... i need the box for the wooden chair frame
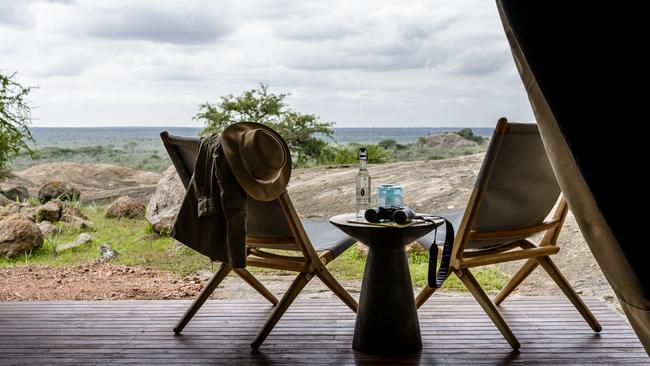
[161,133,358,349]
[414,120,601,350]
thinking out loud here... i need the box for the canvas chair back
[160,132,297,244]
[462,121,560,250]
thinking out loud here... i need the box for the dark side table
[330,213,439,355]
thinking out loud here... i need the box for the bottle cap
[358,147,368,160]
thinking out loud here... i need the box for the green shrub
[455,128,485,144]
[332,144,390,165]
[377,139,397,149]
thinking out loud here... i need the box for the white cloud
[0,0,533,127]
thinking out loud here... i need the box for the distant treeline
[10,145,171,173]
[10,129,488,173]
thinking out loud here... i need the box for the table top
[330,213,440,249]
[330,213,439,229]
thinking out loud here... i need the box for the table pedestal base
[353,246,422,355]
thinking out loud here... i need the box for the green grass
[0,205,509,291]
[0,205,213,274]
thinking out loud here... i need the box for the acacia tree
[0,72,35,176]
[195,84,334,166]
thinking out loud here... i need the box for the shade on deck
[0,296,646,365]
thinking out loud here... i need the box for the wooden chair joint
[459,245,560,268]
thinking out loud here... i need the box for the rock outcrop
[417,133,477,149]
[105,196,145,219]
[145,165,184,234]
[0,218,44,258]
[2,163,162,205]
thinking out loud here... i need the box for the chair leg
[494,259,539,305]
[174,262,232,334]
[535,256,602,332]
[316,268,358,313]
[415,286,437,309]
[251,272,312,349]
[457,268,521,350]
[233,268,279,306]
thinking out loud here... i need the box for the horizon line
[30,125,496,129]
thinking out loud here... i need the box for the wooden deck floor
[0,296,646,365]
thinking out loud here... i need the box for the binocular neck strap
[423,217,454,289]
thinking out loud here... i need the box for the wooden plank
[0,296,646,365]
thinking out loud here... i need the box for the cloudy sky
[0,0,533,128]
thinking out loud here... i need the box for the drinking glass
[376,184,393,207]
[387,186,404,207]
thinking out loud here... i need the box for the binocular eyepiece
[364,206,415,225]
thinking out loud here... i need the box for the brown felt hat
[221,122,291,201]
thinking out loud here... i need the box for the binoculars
[364,206,416,225]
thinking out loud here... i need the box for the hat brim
[221,122,292,201]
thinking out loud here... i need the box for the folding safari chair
[414,118,601,349]
[160,131,358,349]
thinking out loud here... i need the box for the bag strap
[418,216,455,288]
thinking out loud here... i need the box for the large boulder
[145,165,185,234]
[0,218,44,258]
[105,196,145,219]
[38,181,81,203]
[1,185,30,202]
[35,199,63,223]
[7,163,161,205]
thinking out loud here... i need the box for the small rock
[20,206,37,221]
[195,269,213,283]
[36,221,60,236]
[62,206,88,220]
[0,202,37,222]
[0,218,44,258]
[105,196,145,219]
[35,199,63,223]
[38,181,81,203]
[99,244,119,262]
[55,233,92,253]
[0,194,13,206]
[1,185,30,203]
[0,203,22,219]
[60,214,94,230]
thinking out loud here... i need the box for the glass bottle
[355,147,371,218]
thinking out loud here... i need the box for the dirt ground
[0,155,616,304]
[0,262,203,301]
